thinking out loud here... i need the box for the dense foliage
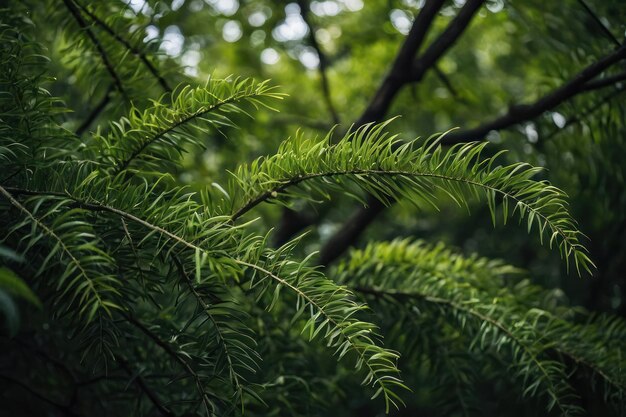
[1,1,625,416]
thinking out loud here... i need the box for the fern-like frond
[0,15,74,169]
[172,255,263,411]
[236,243,408,412]
[93,78,283,175]
[227,121,593,273]
[3,170,407,410]
[0,185,121,321]
[335,240,626,415]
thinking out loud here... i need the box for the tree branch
[442,44,626,144]
[121,312,215,415]
[313,1,488,261]
[298,0,340,125]
[72,0,172,92]
[319,44,626,265]
[355,0,447,126]
[62,0,126,95]
[274,0,448,245]
[75,85,113,136]
[409,0,484,83]
[118,358,175,417]
[354,285,626,395]
[576,0,621,47]
[580,71,626,92]
[434,64,461,99]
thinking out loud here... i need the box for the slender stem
[121,312,215,415]
[227,167,578,256]
[72,0,172,92]
[234,259,400,407]
[76,85,113,136]
[355,285,626,395]
[443,44,626,144]
[118,357,176,417]
[576,0,621,47]
[113,90,264,174]
[62,0,126,96]
[298,0,340,125]
[171,255,245,404]
[0,185,103,307]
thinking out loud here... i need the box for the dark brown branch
[442,44,626,144]
[580,71,626,92]
[75,85,113,136]
[62,0,126,95]
[319,197,386,265]
[320,44,626,266]
[121,312,215,414]
[315,1,486,263]
[542,85,625,142]
[355,0,447,126]
[72,0,172,92]
[273,0,446,244]
[409,0,484,83]
[433,64,461,99]
[298,0,340,125]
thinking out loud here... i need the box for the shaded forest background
[1,0,626,416]
[60,0,626,313]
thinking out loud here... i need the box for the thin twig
[273,0,448,244]
[171,256,245,408]
[298,0,340,125]
[118,357,176,417]
[581,71,626,92]
[275,0,480,246]
[576,0,621,47]
[121,312,215,415]
[62,0,126,96]
[316,44,626,265]
[355,285,626,394]
[433,64,461,99]
[442,44,626,144]
[76,85,113,136]
[72,0,172,92]
[542,85,626,142]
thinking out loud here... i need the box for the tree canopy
[1,1,625,416]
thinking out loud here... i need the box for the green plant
[1,2,624,417]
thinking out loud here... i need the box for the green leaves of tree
[228,121,593,273]
[93,77,283,176]
[237,242,408,412]
[335,239,625,415]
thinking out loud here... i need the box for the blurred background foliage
[2,0,626,415]
[39,0,625,311]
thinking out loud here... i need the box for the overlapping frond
[0,185,121,321]
[0,15,74,169]
[227,121,593,273]
[0,6,615,416]
[237,240,408,412]
[93,78,283,176]
[334,239,626,415]
[3,161,408,410]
